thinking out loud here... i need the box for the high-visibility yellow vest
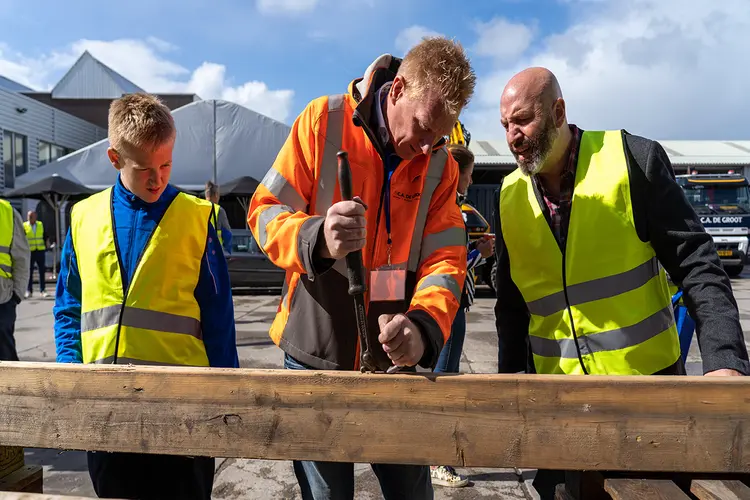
[499,130,680,375]
[23,220,45,251]
[0,200,14,279]
[212,204,223,246]
[71,188,213,366]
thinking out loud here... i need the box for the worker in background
[0,200,29,361]
[24,210,47,298]
[430,143,493,488]
[53,93,239,500]
[205,180,233,255]
[248,37,475,500]
[493,66,750,499]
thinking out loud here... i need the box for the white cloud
[463,0,750,141]
[473,17,536,62]
[394,25,444,54]
[188,62,294,122]
[256,0,319,15]
[0,38,295,123]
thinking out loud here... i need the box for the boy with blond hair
[53,93,238,500]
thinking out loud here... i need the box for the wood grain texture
[691,479,750,500]
[0,448,23,479]
[0,466,42,493]
[604,479,690,499]
[0,361,749,472]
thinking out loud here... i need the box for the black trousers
[28,250,46,293]
[0,297,18,361]
[87,451,215,500]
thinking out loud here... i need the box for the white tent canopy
[15,99,292,192]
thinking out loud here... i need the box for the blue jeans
[283,353,434,500]
[434,307,466,373]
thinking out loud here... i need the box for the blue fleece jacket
[53,176,239,368]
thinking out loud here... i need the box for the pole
[212,100,217,184]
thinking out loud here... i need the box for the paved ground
[11,273,750,499]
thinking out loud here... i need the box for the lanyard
[378,84,400,265]
[383,166,396,264]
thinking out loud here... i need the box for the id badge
[370,266,406,301]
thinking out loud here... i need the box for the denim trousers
[284,352,434,500]
[434,307,466,373]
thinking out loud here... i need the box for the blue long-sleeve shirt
[53,176,239,368]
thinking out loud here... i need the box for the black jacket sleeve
[493,184,533,373]
[624,133,750,375]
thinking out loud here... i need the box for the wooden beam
[0,361,749,472]
[691,479,750,500]
[0,466,42,493]
[604,478,690,499]
[0,448,23,480]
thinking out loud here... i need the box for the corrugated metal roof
[0,75,33,92]
[469,138,750,167]
[51,51,144,99]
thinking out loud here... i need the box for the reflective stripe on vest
[71,188,211,367]
[255,93,454,296]
[23,221,45,251]
[499,130,680,375]
[0,200,14,278]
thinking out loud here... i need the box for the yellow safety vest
[71,188,213,366]
[499,130,680,375]
[212,204,223,246]
[23,220,45,251]
[0,200,14,279]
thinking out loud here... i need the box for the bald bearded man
[493,64,750,496]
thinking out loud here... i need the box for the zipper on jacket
[110,190,167,365]
[352,110,391,275]
[110,190,126,365]
[560,230,589,375]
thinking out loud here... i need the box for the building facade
[0,85,107,191]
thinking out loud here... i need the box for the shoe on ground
[430,465,469,488]
[41,291,48,298]
[24,291,31,299]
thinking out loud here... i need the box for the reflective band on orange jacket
[248,58,466,371]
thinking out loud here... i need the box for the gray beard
[515,121,559,176]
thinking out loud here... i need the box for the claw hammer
[336,151,379,373]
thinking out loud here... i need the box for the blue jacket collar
[113,175,178,211]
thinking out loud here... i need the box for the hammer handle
[336,151,367,296]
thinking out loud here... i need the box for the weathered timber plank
[0,361,749,472]
[691,479,750,500]
[604,478,690,499]
[0,448,23,479]
[0,466,42,493]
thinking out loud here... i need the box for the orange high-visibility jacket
[248,55,467,371]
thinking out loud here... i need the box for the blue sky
[1,0,749,140]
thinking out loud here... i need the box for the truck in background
[676,172,750,277]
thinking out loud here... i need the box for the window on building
[2,132,11,189]
[38,141,72,167]
[2,131,27,189]
[15,134,27,179]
